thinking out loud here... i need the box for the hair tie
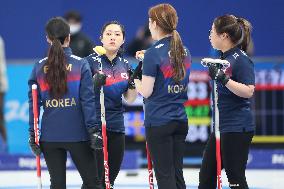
[236,17,242,23]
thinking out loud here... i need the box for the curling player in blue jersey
[84,21,138,188]
[134,4,192,189]
[28,17,101,189]
[199,15,255,189]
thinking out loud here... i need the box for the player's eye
[209,30,212,35]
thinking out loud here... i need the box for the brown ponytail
[171,30,186,82]
[149,3,186,82]
[237,18,252,52]
[45,17,69,98]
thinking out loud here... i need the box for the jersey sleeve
[79,60,97,129]
[234,57,255,85]
[84,56,96,76]
[125,60,132,92]
[142,49,159,77]
[28,63,41,132]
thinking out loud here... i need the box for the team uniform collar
[63,47,72,56]
[154,36,171,46]
[101,53,122,66]
[221,46,239,59]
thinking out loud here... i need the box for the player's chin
[210,41,215,48]
[105,46,119,52]
[211,44,219,50]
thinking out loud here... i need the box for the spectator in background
[64,10,94,57]
[125,24,153,57]
[0,35,8,152]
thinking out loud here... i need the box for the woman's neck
[156,33,172,41]
[62,39,70,47]
[106,51,118,62]
[221,41,235,53]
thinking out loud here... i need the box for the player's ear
[46,36,52,45]
[65,34,71,44]
[221,33,229,40]
[152,20,157,29]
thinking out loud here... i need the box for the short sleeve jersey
[216,47,255,133]
[84,53,130,133]
[142,37,191,127]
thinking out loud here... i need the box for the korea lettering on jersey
[28,48,97,142]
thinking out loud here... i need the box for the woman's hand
[135,50,146,60]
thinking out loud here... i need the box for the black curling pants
[95,131,125,188]
[198,132,254,189]
[145,121,188,189]
[41,141,100,189]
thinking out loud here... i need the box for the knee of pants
[156,180,176,189]
[198,171,217,189]
[198,168,215,182]
[50,182,66,189]
[81,177,103,189]
[81,183,104,189]
[49,172,66,188]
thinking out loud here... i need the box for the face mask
[69,24,82,35]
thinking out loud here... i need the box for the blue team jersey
[216,46,255,133]
[142,37,191,127]
[84,53,130,133]
[28,47,97,142]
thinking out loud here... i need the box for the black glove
[88,127,103,150]
[28,130,41,156]
[127,61,143,89]
[208,64,230,85]
[93,73,107,89]
[132,61,142,80]
[127,69,136,89]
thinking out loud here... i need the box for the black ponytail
[45,17,70,98]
